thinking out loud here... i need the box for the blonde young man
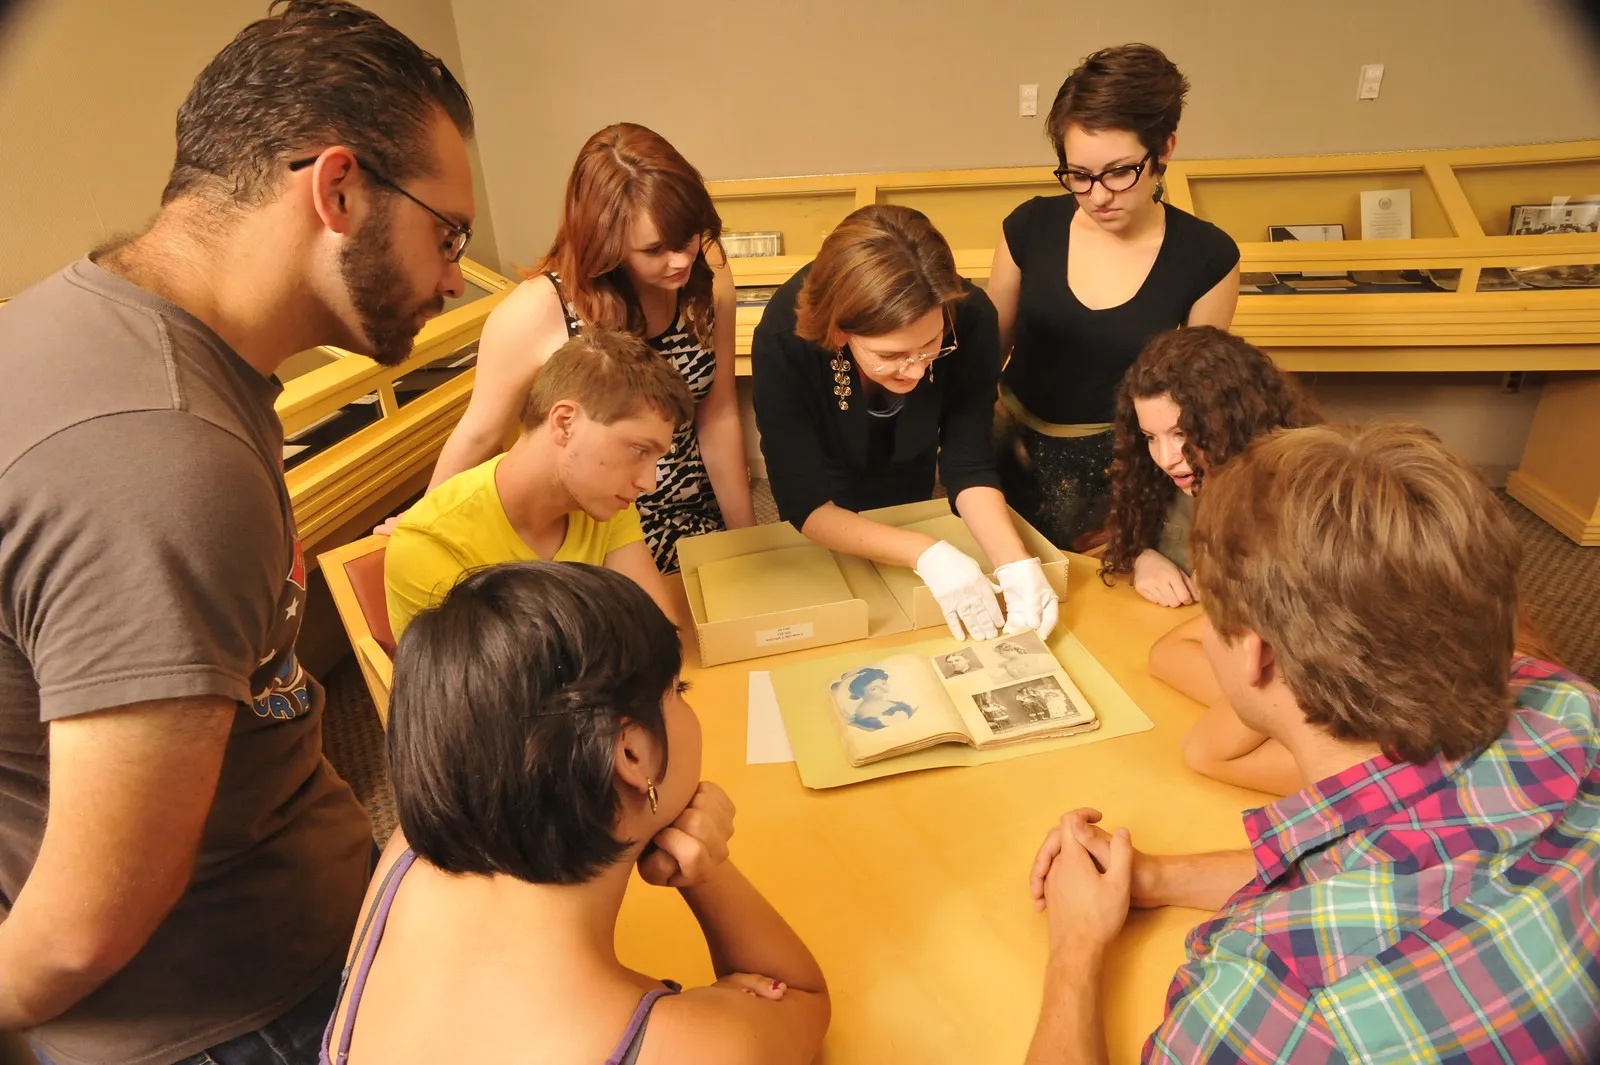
[1026,424,1600,1065]
[385,329,689,639]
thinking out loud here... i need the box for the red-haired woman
[422,123,755,571]
[988,44,1241,551]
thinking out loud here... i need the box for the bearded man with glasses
[0,3,478,1063]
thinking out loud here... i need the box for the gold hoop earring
[645,778,659,814]
[831,349,853,411]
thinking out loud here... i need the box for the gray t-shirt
[1157,489,1195,575]
[0,259,371,1065]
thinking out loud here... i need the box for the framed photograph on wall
[1267,223,1347,280]
[1267,224,1346,242]
[1507,202,1600,235]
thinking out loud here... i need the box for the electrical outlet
[1019,83,1038,117]
[1357,63,1384,100]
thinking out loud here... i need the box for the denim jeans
[31,972,340,1065]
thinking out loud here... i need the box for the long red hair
[532,123,721,347]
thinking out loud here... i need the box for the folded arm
[661,862,830,1065]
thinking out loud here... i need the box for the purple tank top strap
[319,848,420,1065]
[604,981,683,1065]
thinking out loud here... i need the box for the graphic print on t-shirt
[250,539,312,720]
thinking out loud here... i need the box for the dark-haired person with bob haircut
[1026,423,1600,1065]
[417,122,755,571]
[324,562,830,1065]
[989,43,1241,550]
[752,204,1059,643]
[1101,326,1319,608]
[0,2,475,1061]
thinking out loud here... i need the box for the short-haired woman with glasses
[751,204,1058,642]
[988,43,1240,550]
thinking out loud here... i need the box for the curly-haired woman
[1099,326,1316,793]
[1122,334,1561,794]
[1100,325,1318,608]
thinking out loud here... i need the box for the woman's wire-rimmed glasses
[853,310,959,374]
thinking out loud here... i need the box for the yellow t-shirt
[384,454,645,639]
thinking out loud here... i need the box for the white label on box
[755,622,815,647]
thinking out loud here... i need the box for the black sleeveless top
[751,264,1003,529]
[1000,196,1239,425]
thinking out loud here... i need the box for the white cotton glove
[914,540,1004,642]
[996,557,1059,640]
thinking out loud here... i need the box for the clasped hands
[1028,808,1164,960]
[915,541,1058,642]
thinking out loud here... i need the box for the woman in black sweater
[751,205,1057,643]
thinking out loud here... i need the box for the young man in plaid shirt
[1026,423,1600,1065]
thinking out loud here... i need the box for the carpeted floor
[322,484,1600,845]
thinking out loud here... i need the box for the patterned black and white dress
[547,273,725,572]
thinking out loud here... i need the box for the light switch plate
[1358,63,1385,100]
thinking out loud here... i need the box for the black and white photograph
[935,647,982,679]
[1507,202,1600,236]
[1267,223,1345,242]
[970,676,1082,736]
[982,631,1055,684]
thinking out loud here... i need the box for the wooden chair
[319,535,396,727]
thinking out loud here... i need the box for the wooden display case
[709,142,1600,543]
[276,257,515,563]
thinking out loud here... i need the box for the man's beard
[339,201,443,367]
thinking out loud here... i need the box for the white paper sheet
[746,671,796,765]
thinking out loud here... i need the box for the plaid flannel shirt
[1144,657,1600,1065]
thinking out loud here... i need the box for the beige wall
[451,0,1600,270]
[0,0,497,299]
[3,1,1595,473]
[450,0,1598,479]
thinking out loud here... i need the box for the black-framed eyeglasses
[1053,152,1152,195]
[288,155,472,263]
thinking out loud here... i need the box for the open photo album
[827,630,1100,767]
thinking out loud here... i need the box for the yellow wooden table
[615,554,1272,1063]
